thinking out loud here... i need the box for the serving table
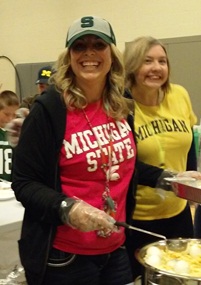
[0,195,24,279]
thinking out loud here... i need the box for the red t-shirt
[53,101,136,255]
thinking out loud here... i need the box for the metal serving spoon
[115,221,167,240]
[115,221,189,252]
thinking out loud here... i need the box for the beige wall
[1,0,201,91]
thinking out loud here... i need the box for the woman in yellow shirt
[123,36,197,282]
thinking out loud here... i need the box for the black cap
[35,66,52,84]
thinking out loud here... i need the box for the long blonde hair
[124,36,171,94]
[51,44,130,120]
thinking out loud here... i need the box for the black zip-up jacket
[12,86,164,285]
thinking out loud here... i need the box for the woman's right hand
[68,199,116,234]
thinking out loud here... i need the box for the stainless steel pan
[136,239,201,284]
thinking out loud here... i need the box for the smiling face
[70,35,112,86]
[135,45,168,91]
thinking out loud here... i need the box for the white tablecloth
[0,195,24,278]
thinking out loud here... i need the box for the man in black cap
[21,65,52,109]
[35,65,52,94]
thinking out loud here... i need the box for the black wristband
[59,198,76,224]
[157,170,177,191]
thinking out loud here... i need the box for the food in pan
[144,240,201,277]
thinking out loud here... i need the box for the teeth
[149,75,160,79]
[82,62,98,66]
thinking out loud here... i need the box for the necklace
[82,108,117,223]
[134,100,166,169]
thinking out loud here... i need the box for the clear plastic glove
[177,170,201,180]
[68,200,116,233]
[5,108,29,147]
[155,169,201,201]
[156,169,201,190]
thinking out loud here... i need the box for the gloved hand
[67,199,116,234]
[5,108,29,147]
[177,170,201,180]
[156,169,201,201]
[156,169,201,190]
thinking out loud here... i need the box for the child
[0,90,19,181]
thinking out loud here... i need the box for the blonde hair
[51,44,130,120]
[0,90,19,110]
[124,36,171,93]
